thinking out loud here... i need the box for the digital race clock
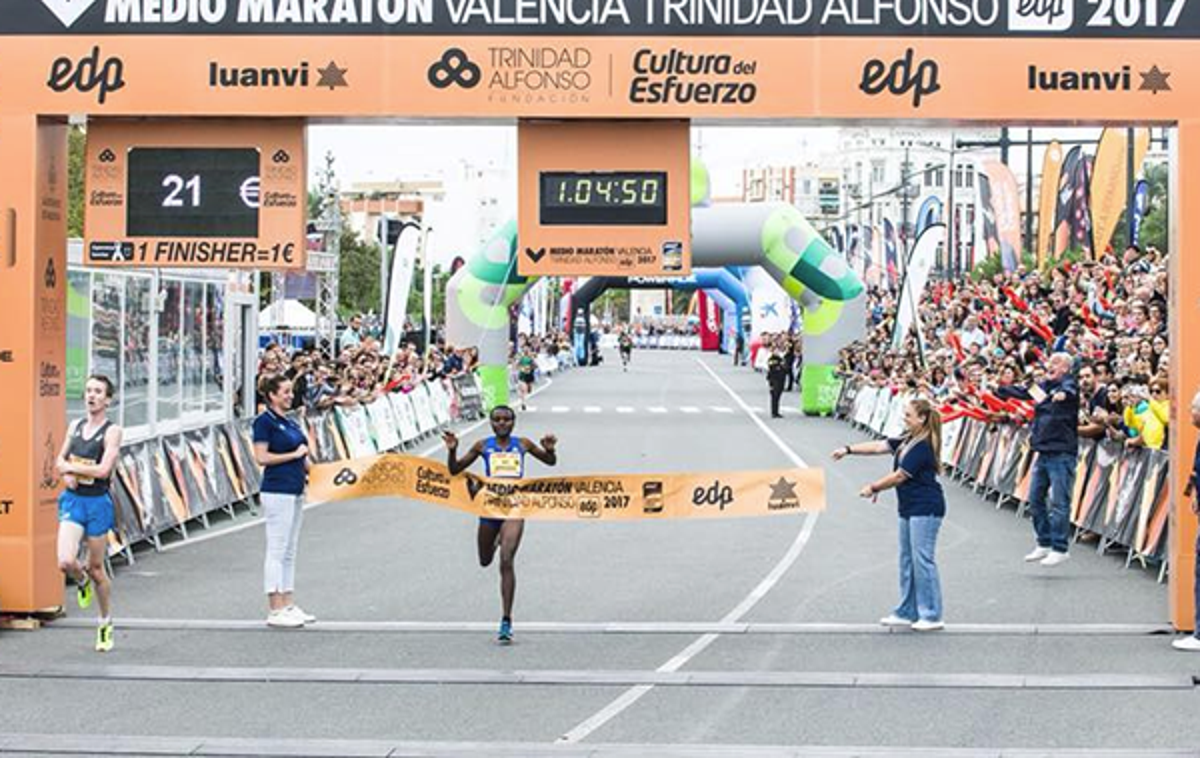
[518,120,690,277]
[539,171,667,226]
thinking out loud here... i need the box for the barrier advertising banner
[309,453,825,521]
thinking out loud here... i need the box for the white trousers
[262,492,305,595]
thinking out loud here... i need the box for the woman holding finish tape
[253,374,315,629]
[832,397,947,632]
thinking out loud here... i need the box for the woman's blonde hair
[908,397,943,474]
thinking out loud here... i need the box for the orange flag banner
[1090,127,1151,258]
[1037,140,1064,267]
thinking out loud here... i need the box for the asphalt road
[1,350,1197,757]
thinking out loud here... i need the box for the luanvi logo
[47,46,126,105]
[767,477,800,511]
[859,48,940,108]
[1008,0,1074,32]
[40,0,98,29]
[1028,64,1171,93]
[428,49,481,90]
[209,62,348,90]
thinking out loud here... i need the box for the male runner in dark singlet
[442,405,557,643]
[619,331,633,371]
[56,375,124,652]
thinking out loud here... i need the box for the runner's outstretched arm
[444,432,484,475]
[522,435,557,466]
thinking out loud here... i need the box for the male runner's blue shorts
[479,517,504,530]
[58,490,115,538]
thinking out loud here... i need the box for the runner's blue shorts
[58,490,115,538]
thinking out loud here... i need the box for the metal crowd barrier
[835,378,1172,580]
[103,374,486,562]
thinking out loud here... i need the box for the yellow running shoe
[95,621,114,653]
[76,574,93,610]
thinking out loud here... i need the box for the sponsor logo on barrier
[1008,0,1074,31]
[768,476,801,510]
[692,480,734,510]
[629,48,758,105]
[333,467,358,486]
[414,465,449,499]
[466,475,486,500]
[487,46,592,104]
[47,46,126,105]
[429,48,481,89]
[1027,63,1170,93]
[859,48,940,108]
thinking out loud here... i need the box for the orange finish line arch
[0,0,1196,629]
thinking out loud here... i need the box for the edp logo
[1009,0,1075,31]
[859,49,940,108]
[47,46,126,105]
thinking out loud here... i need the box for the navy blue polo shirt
[887,437,946,518]
[253,410,308,495]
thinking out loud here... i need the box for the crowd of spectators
[838,245,1171,450]
[255,314,478,415]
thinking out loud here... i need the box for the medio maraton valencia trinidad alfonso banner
[13,0,1200,36]
[308,453,826,521]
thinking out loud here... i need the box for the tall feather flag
[1053,146,1083,257]
[1036,140,1064,267]
[883,218,899,291]
[1090,127,1151,258]
[982,160,1023,272]
[1130,179,1150,248]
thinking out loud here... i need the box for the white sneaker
[1024,546,1052,562]
[287,605,316,624]
[912,619,945,632]
[879,614,914,628]
[1040,551,1070,567]
[266,609,304,628]
[1171,636,1200,652]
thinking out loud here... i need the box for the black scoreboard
[125,147,260,238]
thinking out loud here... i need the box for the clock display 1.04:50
[539,171,667,226]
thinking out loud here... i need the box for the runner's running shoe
[497,618,513,644]
[77,574,93,610]
[95,621,114,653]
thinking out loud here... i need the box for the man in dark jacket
[766,341,788,419]
[997,352,1079,567]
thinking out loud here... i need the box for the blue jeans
[1027,451,1077,553]
[896,515,943,623]
[1193,527,1199,639]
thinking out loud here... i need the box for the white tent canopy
[259,299,317,330]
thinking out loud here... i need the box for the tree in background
[67,125,86,238]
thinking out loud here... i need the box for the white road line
[615,407,635,414]
[711,406,734,414]
[558,360,817,744]
[161,379,557,553]
[679,406,701,414]
[583,406,602,414]
[551,406,571,413]
[647,407,668,414]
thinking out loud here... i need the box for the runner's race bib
[69,455,96,485]
[489,452,522,478]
